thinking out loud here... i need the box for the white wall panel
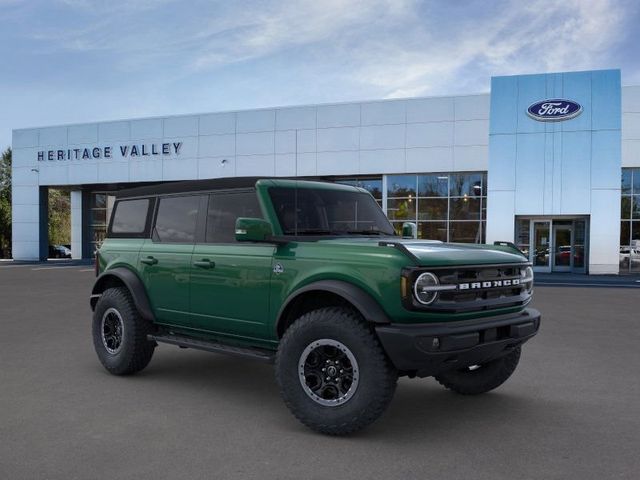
[276,106,316,130]
[622,139,640,166]
[406,97,454,123]
[622,85,640,112]
[163,157,198,180]
[12,129,39,148]
[68,163,98,184]
[37,164,69,185]
[454,145,488,171]
[360,100,406,126]
[236,109,275,133]
[296,129,316,153]
[131,119,163,139]
[198,134,235,157]
[98,162,129,183]
[316,151,359,175]
[360,124,405,150]
[316,127,359,152]
[295,152,316,176]
[406,147,452,173]
[129,159,163,182]
[454,95,490,120]
[11,185,39,205]
[454,120,489,146]
[406,122,453,148]
[70,191,82,259]
[317,103,360,128]
[485,190,515,244]
[12,167,38,186]
[622,113,640,140]
[12,147,39,168]
[12,222,40,243]
[198,157,236,179]
[275,130,296,154]
[164,115,198,137]
[199,112,236,135]
[68,124,98,144]
[11,241,40,260]
[359,149,405,174]
[236,132,274,156]
[39,127,67,146]
[236,154,275,176]
[275,153,296,176]
[11,204,39,223]
[98,122,130,142]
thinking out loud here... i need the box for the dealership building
[10,68,640,274]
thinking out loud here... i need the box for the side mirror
[401,222,417,239]
[235,217,274,242]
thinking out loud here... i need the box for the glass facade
[386,172,487,242]
[89,192,115,255]
[334,177,383,207]
[620,168,640,273]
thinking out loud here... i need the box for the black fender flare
[276,280,390,336]
[90,267,155,322]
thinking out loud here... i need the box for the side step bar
[148,333,275,364]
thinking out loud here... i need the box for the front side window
[206,191,263,243]
[154,195,200,243]
[110,199,149,234]
[269,186,395,236]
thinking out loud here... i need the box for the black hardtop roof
[115,176,353,198]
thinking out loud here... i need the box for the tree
[0,147,11,258]
[48,189,71,246]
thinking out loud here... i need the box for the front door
[532,221,551,272]
[552,224,573,272]
[189,191,274,340]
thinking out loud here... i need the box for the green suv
[90,178,540,435]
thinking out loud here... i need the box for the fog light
[432,337,440,349]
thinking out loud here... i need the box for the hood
[318,237,527,267]
[399,240,527,266]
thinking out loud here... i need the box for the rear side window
[206,191,262,243]
[154,195,200,243]
[110,199,150,235]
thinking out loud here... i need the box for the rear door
[189,190,275,339]
[139,194,203,327]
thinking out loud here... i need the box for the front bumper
[375,308,541,377]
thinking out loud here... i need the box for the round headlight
[521,266,534,292]
[413,272,440,305]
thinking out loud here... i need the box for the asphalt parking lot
[1,264,639,480]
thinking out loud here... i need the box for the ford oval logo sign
[527,99,582,122]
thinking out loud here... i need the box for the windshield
[268,186,396,236]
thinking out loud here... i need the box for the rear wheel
[92,287,155,375]
[434,347,521,395]
[276,307,397,435]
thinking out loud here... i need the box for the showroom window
[620,168,640,273]
[386,172,487,243]
[333,177,383,206]
[89,192,115,254]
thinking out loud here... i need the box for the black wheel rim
[298,339,359,407]
[101,307,124,355]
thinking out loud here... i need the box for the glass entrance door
[532,221,551,272]
[552,224,573,272]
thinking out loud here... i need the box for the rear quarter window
[109,199,151,236]
[153,195,201,243]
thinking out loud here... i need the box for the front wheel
[434,347,521,395]
[275,307,398,435]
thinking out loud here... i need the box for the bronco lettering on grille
[458,278,521,290]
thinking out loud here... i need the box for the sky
[0,0,639,148]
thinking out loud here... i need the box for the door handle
[140,256,158,266]
[193,259,215,269]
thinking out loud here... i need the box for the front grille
[405,263,532,313]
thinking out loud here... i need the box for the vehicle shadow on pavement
[98,346,556,440]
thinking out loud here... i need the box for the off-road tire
[434,347,521,395]
[275,307,397,435]
[92,287,155,375]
